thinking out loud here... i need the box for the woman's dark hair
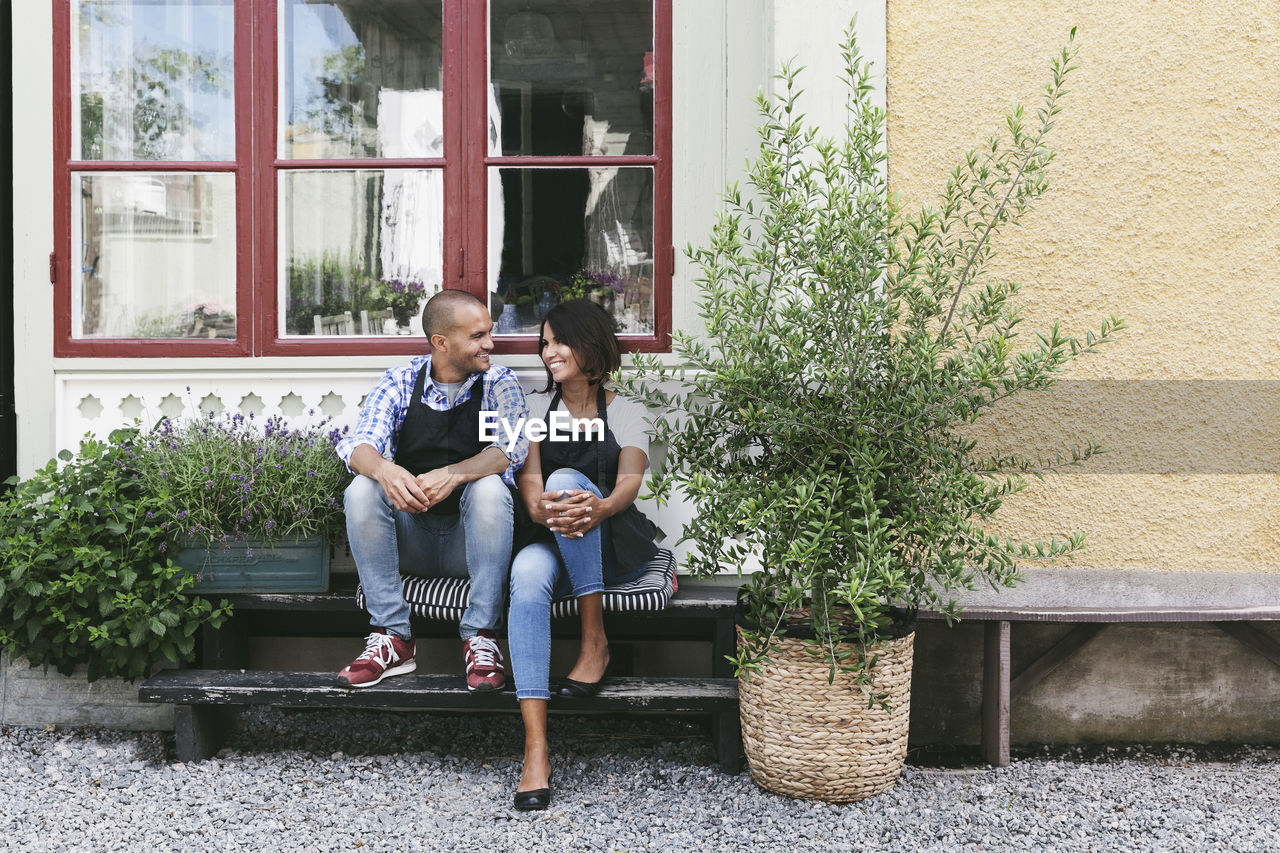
[538,299,621,392]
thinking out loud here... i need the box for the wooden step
[140,669,739,713]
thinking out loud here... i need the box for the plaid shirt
[337,355,529,486]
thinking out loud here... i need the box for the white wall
[774,1,887,126]
[12,2,57,478]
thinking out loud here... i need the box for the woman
[507,299,658,811]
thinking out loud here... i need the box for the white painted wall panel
[773,0,887,128]
[12,1,57,478]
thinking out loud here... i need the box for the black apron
[393,365,489,515]
[538,386,658,583]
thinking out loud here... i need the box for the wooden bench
[139,576,743,771]
[921,569,1280,767]
[143,565,1280,772]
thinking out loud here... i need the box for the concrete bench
[139,578,742,771]
[920,569,1280,767]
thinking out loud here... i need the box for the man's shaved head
[423,290,486,341]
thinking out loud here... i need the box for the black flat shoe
[557,674,607,697]
[513,776,552,811]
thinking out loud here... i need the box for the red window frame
[53,0,672,358]
[52,0,255,357]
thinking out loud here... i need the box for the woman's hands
[536,489,606,538]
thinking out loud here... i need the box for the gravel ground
[1,710,1276,853]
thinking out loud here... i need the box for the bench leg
[712,710,742,774]
[982,620,1011,768]
[712,617,735,679]
[710,616,742,772]
[173,704,236,762]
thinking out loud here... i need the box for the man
[336,290,529,692]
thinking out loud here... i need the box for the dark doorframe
[0,0,14,488]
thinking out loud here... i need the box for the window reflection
[280,170,443,336]
[281,1,445,159]
[491,167,653,335]
[73,174,236,338]
[73,0,235,161]
[489,0,653,157]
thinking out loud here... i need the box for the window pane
[281,1,445,159]
[281,170,443,336]
[491,167,653,336]
[72,173,236,339]
[72,1,235,161]
[489,0,653,157]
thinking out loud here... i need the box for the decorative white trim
[54,371,385,451]
[53,368,698,555]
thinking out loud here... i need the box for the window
[54,1,672,357]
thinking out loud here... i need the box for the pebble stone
[0,709,1276,852]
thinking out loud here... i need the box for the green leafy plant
[133,409,352,548]
[627,25,1123,687]
[0,429,229,681]
[285,254,385,335]
[561,268,623,304]
[376,278,427,327]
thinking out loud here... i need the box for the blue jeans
[344,473,513,640]
[508,468,612,701]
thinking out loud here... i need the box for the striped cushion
[355,548,677,623]
[551,548,677,618]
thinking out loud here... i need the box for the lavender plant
[135,411,351,548]
[381,279,428,327]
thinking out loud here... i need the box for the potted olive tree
[627,25,1122,801]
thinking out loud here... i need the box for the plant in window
[130,307,188,339]
[500,275,560,327]
[192,299,223,318]
[285,255,384,335]
[380,279,428,328]
[626,25,1122,801]
[186,298,234,339]
[561,268,623,307]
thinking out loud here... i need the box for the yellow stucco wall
[886,1,1280,572]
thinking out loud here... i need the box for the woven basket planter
[738,627,915,802]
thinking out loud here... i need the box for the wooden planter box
[175,536,330,593]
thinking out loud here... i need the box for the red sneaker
[337,629,416,689]
[464,630,506,693]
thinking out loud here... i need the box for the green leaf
[128,621,148,648]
